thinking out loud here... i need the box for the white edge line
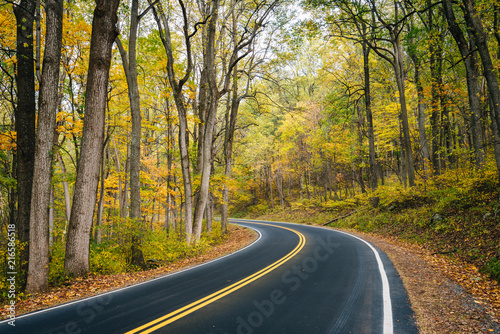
[232,218,394,334]
[333,230,394,334]
[0,223,262,324]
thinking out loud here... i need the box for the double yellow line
[126,222,306,334]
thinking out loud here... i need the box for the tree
[26,0,64,293]
[442,0,485,169]
[461,0,500,180]
[151,0,277,242]
[116,0,151,268]
[368,0,416,186]
[65,0,120,277]
[150,0,196,242]
[305,0,378,189]
[14,0,36,289]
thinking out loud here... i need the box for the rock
[431,213,443,224]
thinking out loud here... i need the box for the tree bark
[361,24,377,190]
[462,0,500,136]
[221,66,239,233]
[192,0,222,242]
[393,38,415,187]
[150,0,195,242]
[14,0,37,290]
[116,0,144,267]
[408,18,430,172]
[427,1,442,175]
[26,0,63,293]
[57,154,72,222]
[65,0,120,277]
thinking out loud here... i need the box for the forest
[1,0,500,300]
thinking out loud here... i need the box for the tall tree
[442,0,485,169]
[150,0,196,242]
[461,0,500,181]
[14,0,36,289]
[116,0,147,267]
[369,0,416,186]
[26,0,64,293]
[64,0,121,277]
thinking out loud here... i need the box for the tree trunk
[150,0,195,243]
[26,0,63,293]
[462,0,500,138]
[489,95,500,181]
[49,188,54,246]
[206,192,213,233]
[428,3,442,175]
[116,0,144,267]
[65,0,120,277]
[221,59,240,233]
[393,38,415,187]
[410,53,430,171]
[14,0,36,290]
[362,25,377,190]
[461,0,500,180]
[192,0,221,242]
[57,153,72,222]
[95,149,106,245]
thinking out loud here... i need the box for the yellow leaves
[0,131,16,151]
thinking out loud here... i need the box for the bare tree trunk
[150,0,195,243]
[361,24,377,190]
[49,188,54,246]
[462,0,500,134]
[65,0,120,277]
[95,149,106,245]
[57,153,71,222]
[192,0,222,242]
[121,144,130,219]
[489,96,500,181]
[409,50,430,171]
[26,0,63,293]
[14,0,36,291]
[393,39,415,187]
[268,165,275,208]
[206,192,213,233]
[116,0,144,268]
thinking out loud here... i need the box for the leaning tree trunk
[26,0,63,293]
[65,0,120,277]
[462,0,500,136]
[443,0,484,168]
[14,0,36,290]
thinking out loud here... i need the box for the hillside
[244,166,500,332]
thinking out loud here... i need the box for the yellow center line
[125,222,306,334]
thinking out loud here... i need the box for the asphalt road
[1,220,418,334]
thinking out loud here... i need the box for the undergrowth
[0,222,228,301]
[248,166,500,282]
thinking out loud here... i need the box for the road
[1,220,418,333]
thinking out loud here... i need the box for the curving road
[1,220,418,334]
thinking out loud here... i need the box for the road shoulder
[332,228,500,334]
[0,225,258,320]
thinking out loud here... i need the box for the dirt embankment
[341,228,500,334]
